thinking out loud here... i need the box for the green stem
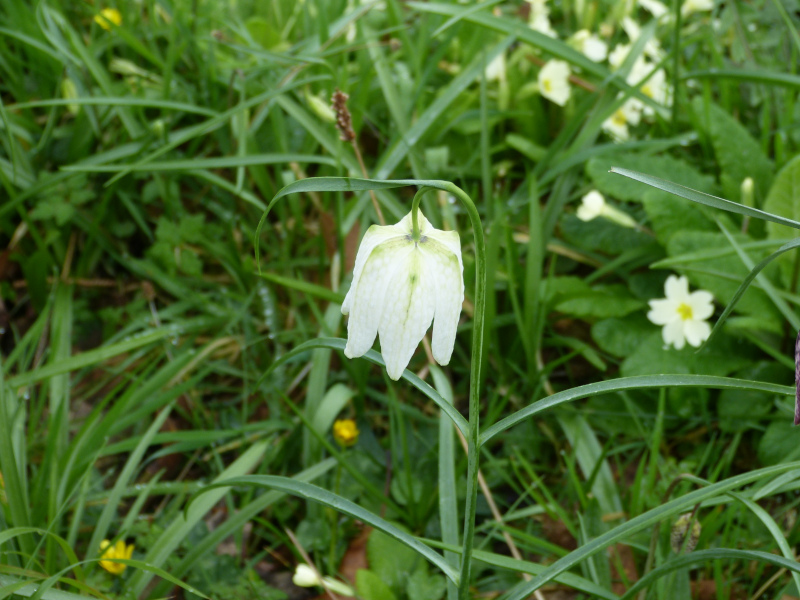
[441,182,486,600]
[671,0,682,130]
[411,187,427,242]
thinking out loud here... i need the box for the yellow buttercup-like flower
[99,539,134,575]
[94,8,122,30]
[333,419,359,447]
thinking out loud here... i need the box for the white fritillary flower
[647,275,714,349]
[341,210,464,380]
[570,29,608,62]
[577,190,637,227]
[538,60,571,106]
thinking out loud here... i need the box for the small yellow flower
[94,8,122,31]
[99,539,134,575]
[333,419,359,447]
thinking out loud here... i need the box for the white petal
[647,299,678,325]
[420,240,464,366]
[664,275,689,302]
[683,319,711,347]
[378,249,436,380]
[662,319,686,349]
[688,290,714,320]
[342,222,407,315]
[344,239,413,359]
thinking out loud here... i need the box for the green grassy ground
[3,0,800,598]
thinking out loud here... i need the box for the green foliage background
[3,0,800,598]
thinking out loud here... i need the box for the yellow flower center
[543,79,553,92]
[642,84,654,98]
[677,303,693,320]
[612,109,626,126]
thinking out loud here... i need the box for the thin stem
[410,187,429,242]
[442,182,486,600]
[671,0,682,130]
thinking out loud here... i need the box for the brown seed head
[331,89,355,142]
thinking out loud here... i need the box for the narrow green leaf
[506,461,800,598]
[190,475,460,584]
[259,337,469,437]
[620,548,800,599]
[256,271,345,304]
[481,375,792,446]
[609,167,800,229]
[684,69,800,89]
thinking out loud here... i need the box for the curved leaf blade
[481,375,792,446]
[506,461,800,598]
[190,475,460,584]
[610,167,800,229]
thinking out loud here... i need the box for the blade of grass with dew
[189,475,460,584]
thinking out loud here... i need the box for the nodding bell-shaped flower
[341,210,464,380]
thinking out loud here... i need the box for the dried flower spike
[331,89,355,142]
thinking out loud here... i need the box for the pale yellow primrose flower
[639,0,669,18]
[577,191,637,227]
[94,8,122,30]
[341,210,464,380]
[538,60,571,106]
[526,0,557,37]
[682,0,714,17]
[99,539,134,575]
[333,419,359,447]
[293,564,355,596]
[570,29,608,62]
[647,275,714,349]
[621,17,664,61]
[602,96,642,141]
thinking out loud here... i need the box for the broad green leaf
[764,155,800,285]
[690,97,773,201]
[357,569,399,600]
